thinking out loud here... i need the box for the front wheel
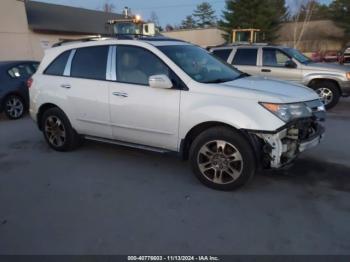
[189,127,256,191]
[311,81,340,110]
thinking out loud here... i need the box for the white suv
[29,37,326,190]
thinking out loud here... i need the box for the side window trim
[257,47,263,67]
[227,48,235,64]
[106,46,117,81]
[106,46,113,80]
[63,49,76,76]
[111,46,117,81]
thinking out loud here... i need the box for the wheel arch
[180,121,262,163]
[307,78,342,95]
[37,103,63,130]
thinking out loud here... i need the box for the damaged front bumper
[252,118,325,169]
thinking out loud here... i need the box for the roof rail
[112,34,186,42]
[52,35,104,47]
[208,42,274,50]
[52,34,187,47]
[228,42,270,46]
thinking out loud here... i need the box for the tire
[189,127,256,191]
[3,95,25,120]
[310,81,340,110]
[41,107,80,152]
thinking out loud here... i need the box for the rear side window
[45,51,70,76]
[232,48,258,66]
[8,64,34,79]
[71,46,109,80]
[212,49,232,61]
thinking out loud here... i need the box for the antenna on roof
[123,7,130,18]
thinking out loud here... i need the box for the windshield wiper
[204,78,235,84]
[234,72,250,80]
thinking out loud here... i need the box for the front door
[260,48,302,83]
[109,45,181,151]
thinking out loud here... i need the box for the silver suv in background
[210,45,350,109]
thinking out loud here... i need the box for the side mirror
[149,75,173,89]
[285,60,297,68]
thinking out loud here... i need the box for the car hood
[216,76,319,103]
[303,62,350,72]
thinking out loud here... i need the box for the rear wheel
[3,95,25,120]
[41,108,80,151]
[189,127,256,191]
[310,81,340,109]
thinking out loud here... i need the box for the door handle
[261,69,271,73]
[113,92,128,98]
[60,84,71,89]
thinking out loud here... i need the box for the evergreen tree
[193,2,217,27]
[219,0,288,41]
[329,0,350,42]
[181,15,197,29]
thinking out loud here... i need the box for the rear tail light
[27,78,33,88]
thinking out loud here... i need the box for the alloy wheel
[5,96,24,119]
[316,87,333,106]
[197,140,243,185]
[45,116,66,147]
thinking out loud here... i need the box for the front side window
[263,48,290,67]
[45,51,71,76]
[71,46,109,80]
[158,45,241,83]
[232,48,258,66]
[212,49,232,61]
[8,64,34,79]
[116,45,170,86]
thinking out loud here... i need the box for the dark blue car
[0,61,39,120]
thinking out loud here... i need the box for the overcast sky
[35,0,332,27]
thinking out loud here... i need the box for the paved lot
[0,99,349,255]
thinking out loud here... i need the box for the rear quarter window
[212,49,232,61]
[44,51,71,76]
[232,48,258,66]
[8,64,34,79]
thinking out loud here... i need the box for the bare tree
[291,0,317,49]
[103,1,116,13]
[149,11,160,27]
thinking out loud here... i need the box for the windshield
[158,45,242,83]
[283,48,312,64]
[114,23,139,34]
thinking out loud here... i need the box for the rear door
[66,45,112,138]
[43,46,112,138]
[260,48,302,83]
[230,47,260,76]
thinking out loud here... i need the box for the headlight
[346,72,350,80]
[260,102,312,122]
